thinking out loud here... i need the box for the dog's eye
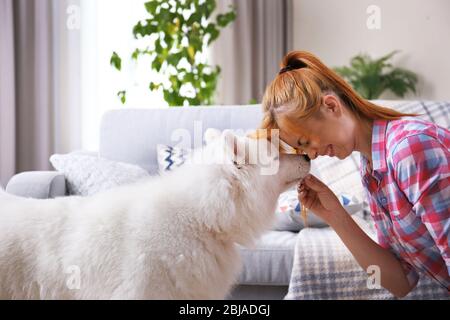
[233,160,243,169]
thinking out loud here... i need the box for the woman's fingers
[304,191,315,209]
[297,175,323,209]
[302,195,313,210]
[298,183,315,209]
[298,178,323,211]
[297,182,306,195]
[303,174,326,191]
[298,189,307,201]
[297,184,306,198]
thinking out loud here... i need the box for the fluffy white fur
[0,130,310,299]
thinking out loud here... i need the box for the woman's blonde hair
[260,51,417,132]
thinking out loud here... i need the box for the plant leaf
[110,52,122,71]
[334,51,417,99]
[117,90,126,104]
[144,1,158,15]
[115,0,237,107]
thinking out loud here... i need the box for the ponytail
[261,51,417,130]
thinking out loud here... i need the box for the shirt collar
[360,119,388,180]
[371,119,388,173]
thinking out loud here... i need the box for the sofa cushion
[237,231,298,286]
[50,153,149,196]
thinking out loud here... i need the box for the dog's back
[0,185,158,299]
[0,178,241,299]
[0,191,87,298]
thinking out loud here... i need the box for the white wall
[292,0,450,100]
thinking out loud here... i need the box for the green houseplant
[333,51,418,100]
[110,0,236,106]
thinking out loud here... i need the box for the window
[80,0,166,150]
[79,0,211,150]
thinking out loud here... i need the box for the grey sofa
[6,104,297,300]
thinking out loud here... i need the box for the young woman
[260,51,449,298]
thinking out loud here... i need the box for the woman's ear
[322,94,343,117]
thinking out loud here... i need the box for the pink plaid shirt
[360,117,450,291]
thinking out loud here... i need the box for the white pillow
[49,153,150,196]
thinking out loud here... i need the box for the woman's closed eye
[297,138,309,148]
[295,139,311,156]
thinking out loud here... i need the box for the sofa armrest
[6,171,66,199]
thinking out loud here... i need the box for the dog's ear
[204,128,222,145]
[222,130,246,166]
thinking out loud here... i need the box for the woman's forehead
[277,115,311,138]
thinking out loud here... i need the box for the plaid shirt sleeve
[393,133,450,276]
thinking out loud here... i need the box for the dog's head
[202,128,310,193]
[193,128,310,245]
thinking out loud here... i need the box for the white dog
[0,130,310,299]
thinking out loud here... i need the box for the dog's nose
[302,154,311,162]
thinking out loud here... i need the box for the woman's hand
[297,174,344,225]
[297,174,415,297]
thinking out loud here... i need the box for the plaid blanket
[285,214,449,300]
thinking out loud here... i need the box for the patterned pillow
[50,153,150,196]
[156,144,192,173]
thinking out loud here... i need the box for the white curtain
[0,0,16,187]
[52,0,83,154]
[0,0,213,185]
[0,0,83,186]
[211,0,293,105]
[0,0,56,185]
